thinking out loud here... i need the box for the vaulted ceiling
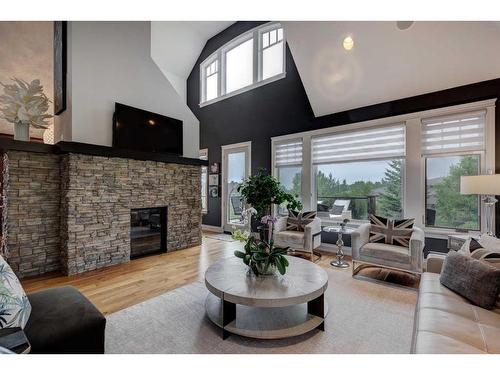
[153,21,500,118]
[283,21,500,116]
[151,21,233,100]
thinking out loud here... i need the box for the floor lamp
[460,173,500,236]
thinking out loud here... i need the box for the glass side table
[323,225,352,269]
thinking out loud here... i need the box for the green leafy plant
[234,235,289,276]
[237,168,302,222]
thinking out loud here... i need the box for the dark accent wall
[187,22,315,227]
[187,22,500,248]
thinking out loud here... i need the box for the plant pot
[254,261,277,276]
[14,122,30,141]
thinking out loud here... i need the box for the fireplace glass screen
[130,207,167,258]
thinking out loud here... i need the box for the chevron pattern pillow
[369,214,414,248]
[286,210,317,232]
[0,255,32,329]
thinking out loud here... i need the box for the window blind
[421,110,485,155]
[311,124,406,164]
[274,138,303,167]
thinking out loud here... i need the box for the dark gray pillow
[440,251,500,310]
[331,205,344,215]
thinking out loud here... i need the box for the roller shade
[421,111,485,155]
[312,124,406,164]
[274,138,303,167]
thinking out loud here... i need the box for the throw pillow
[369,214,414,248]
[286,210,317,232]
[458,237,485,256]
[0,255,32,329]
[478,234,500,253]
[457,237,472,255]
[331,205,345,215]
[440,251,500,310]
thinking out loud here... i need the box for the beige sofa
[411,254,500,354]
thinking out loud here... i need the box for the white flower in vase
[0,78,53,141]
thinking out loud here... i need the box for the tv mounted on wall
[112,103,183,155]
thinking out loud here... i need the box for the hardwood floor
[22,232,339,315]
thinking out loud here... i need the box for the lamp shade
[460,174,500,195]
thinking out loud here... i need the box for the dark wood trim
[56,141,208,166]
[0,138,207,167]
[54,21,67,115]
[0,138,57,154]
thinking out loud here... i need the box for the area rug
[106,264,417,354]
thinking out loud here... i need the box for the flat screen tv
[112,103,183,155]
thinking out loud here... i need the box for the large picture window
[315,159,404,221]
[200,22,285,105]
[421,110,485,230]
[272,100,494,236]
[274,138,303,215]
[425,155,480,230]
[312,123,406,221]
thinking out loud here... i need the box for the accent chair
[351,222,425,277]
[273,216,322,259]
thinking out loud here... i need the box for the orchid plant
[233,213,290,276]
[0,78,52,130]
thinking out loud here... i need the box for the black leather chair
[24,286,106,354]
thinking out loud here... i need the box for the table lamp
[460,173,500,236]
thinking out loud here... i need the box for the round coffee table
[205,255,328,340]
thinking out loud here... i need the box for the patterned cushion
[0,255,31,329]
[286,210,317,232]
[369,214,414,248]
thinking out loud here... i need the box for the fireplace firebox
[130,207,167,258]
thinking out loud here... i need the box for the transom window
[200,22,285,106]
[204,60,218,102]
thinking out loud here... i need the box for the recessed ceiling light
[343,36,354,51]
[148,119,156,126]
[396,21,414,30]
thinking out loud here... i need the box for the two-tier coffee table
[205,255,328,340]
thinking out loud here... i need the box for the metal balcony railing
[317,195,378,221]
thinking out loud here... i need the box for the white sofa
[411,252,500,354]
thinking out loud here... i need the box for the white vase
[14,122,30,141]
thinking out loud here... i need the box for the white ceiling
[283,21,500,117]
[151,21,233,99]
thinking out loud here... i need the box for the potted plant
[237,168,302,239]
[233,215,289,276]
[0,78,52,141]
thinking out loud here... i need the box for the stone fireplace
[1,140,206,278]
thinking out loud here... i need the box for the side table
[323,226,352,268]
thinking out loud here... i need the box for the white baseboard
[202,224,223,233]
